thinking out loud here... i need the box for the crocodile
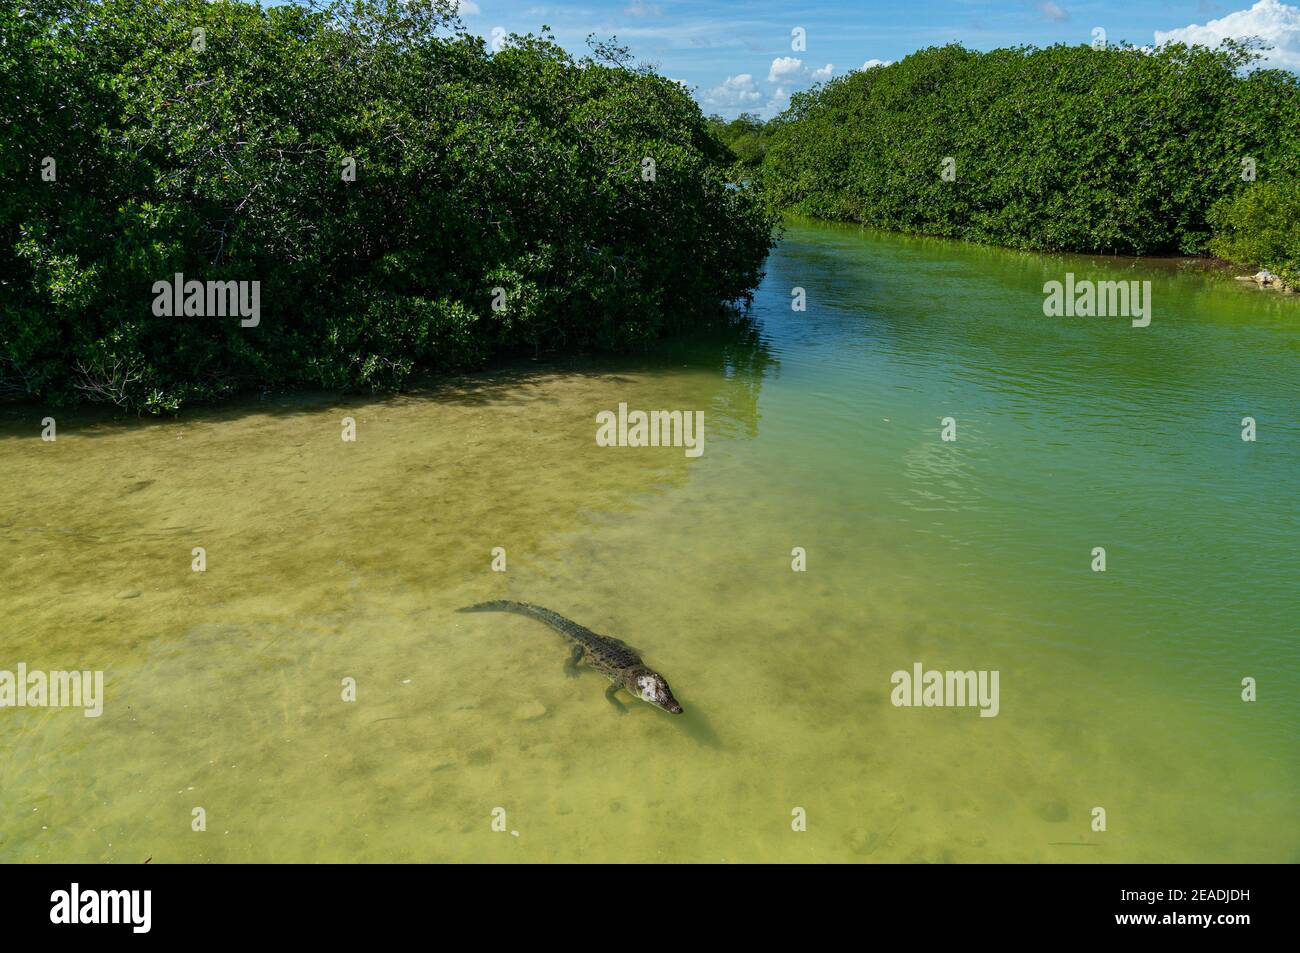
[456,601,683,714]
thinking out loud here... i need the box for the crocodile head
[632,669,683,714]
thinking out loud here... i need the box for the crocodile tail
[456,600,517,614]
[457,600,552,619]
[456,600,574,637]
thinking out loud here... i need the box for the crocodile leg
[564,644,585,679]
[604,680,627,714]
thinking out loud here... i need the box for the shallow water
[1,219,1296,863]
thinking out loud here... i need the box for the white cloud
[699,57,826,117]
[768,56,805,82]
[767,56,834,83]
[451,0,481,15]
[1038,2,1070,22]
[705,57,837,119]
[860,59,893,70]
[1156,0,1300,70]
[702,74,763,108]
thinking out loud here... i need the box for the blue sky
[449,0,1300,116]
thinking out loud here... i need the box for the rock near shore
[1235,269,1293,292]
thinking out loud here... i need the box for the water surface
[2,219,1296,862]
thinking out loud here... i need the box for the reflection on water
[0,219,1296,863]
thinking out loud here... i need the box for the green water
[2,219,1296,863]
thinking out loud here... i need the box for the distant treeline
[1,0,773,412]
[737,43,1300,280]
[705,113,772,170]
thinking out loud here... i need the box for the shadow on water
[0,310,780,625]
[0,311,778,441]
[674,703,723,750]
